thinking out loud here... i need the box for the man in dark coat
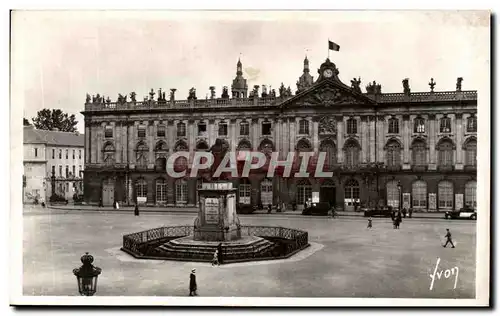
[443,229,455,248]
[189,269,197,296]
[408,208,413,218]
[134,203,139,216]
[217,243,223,265]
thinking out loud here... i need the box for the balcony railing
[84,97,279,112]
[377,90,477,103]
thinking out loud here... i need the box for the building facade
[23,126,85,203]
[82,57,477,211]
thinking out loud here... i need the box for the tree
[32,109,78,132]
[23,118,31,126]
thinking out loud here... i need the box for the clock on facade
[323,69,333,78]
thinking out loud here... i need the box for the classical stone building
[82,57,477,211]
[23,126,85,203]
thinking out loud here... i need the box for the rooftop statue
[130,92,137,103]
[456,77,463,92]
[85,94,91,104]
[402,78,411,95]
[351,77,362,93]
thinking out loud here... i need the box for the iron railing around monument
[122,225,309,263]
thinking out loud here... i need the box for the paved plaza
[22,206,476,298]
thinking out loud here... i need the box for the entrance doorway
[102,178,115,206]
[344,179,360,211]
[320,180,336,207]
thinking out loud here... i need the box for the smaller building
[23,126,85,203]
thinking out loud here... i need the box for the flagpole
[328,38,330,59]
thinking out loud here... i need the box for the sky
[12,10,489,133]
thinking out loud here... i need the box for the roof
[23,126,85,147]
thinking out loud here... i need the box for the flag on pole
[328,40,340,51]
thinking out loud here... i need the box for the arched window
[346,118,357,134]
[414,117,425,133]
[344,140,360,168]
[239,178,251,204]
[439,116,452,133]
[196,141,209,151]
[386,140,401,167]
[175,179,188,204]
[465,139,477,166]
[412,180,427,209]
[467,115,477,132]
[136,178,147,199]
[412,140,426,166]
[438,181,454,209]
[438,139,453,167]
[299,119,309,135]
[465,181,477,209]
[344,179,360,201]
[156,178,167,203]
[388,117,399,134]
[177,122,186,137]
[297,179,312,205]
[155,141,168,152]
[174,141,188,152]
[386,180,400,208]
[260,178,273,206]
[103,143,115,166]
[259,140,274,157]
[136,142,148,167]
[240,121,250,136]
[320,141,337,169]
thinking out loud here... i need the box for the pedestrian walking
[99,198,103,208]
[134,203,139,216]
[116,201,120,210]
[212,249,219,266]
[367,217,373,229]
[408,208,413,218]
[402,208,407,218]
[189,269,197,296]
[443,229,455,248]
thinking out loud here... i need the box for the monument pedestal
[194,182,241,242]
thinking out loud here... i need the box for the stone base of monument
[155,235,275,261]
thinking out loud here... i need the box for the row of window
[50,165,83,178]
[132,177,476,210]
[45,149,83,160]
[102,115,477,139]
[101,136,477,169]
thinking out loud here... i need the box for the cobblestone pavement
[22,207,476,298]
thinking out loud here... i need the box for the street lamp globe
[73,252,102,296]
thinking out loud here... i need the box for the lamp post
[397,181,402,212]
[73,252,102,296]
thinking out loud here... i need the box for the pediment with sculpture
[280,79,376,108]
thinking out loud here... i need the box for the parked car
[445,209,477,220]
[364,207,392,217]
[236,204,256,214]
[302,202,331,216]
